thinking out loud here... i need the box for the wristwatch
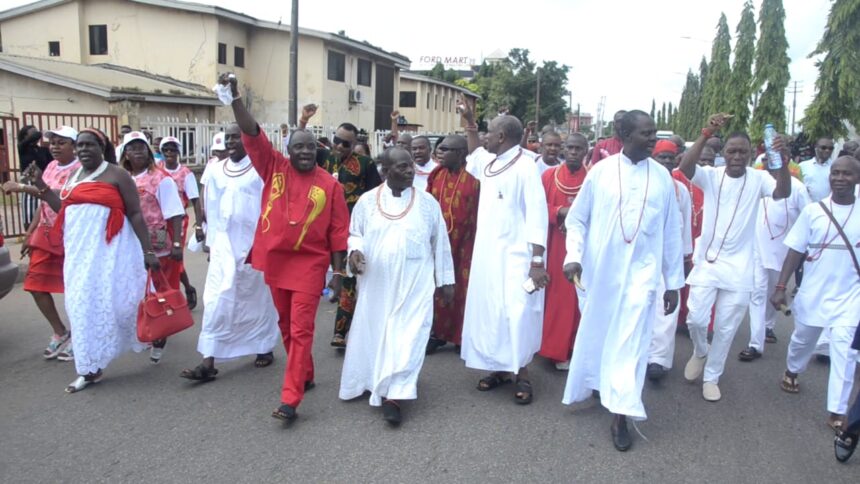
[173,241,182,249]
[530,256,544,266]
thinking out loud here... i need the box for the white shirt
[133,171,185,220]
[799,157,834,202]
[535,155,561,176]
[687,166,776,291]
[755,177,810,271]
[412,159,438,192]
[784,196,860,327]
[164,164,200,200]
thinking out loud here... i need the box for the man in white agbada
[410,136,438,192]
[339,148,454,426]
[773,156,860,432]
[677,114,792,403]
[562,110,684,452]
[458,106,549,405]
[738,167,810,362]
[646,140,693,382]
[180,124,280,382]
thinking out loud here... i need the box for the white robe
[339,185,454,406]
[63,202,147,375]
[562,153,685,420]
[460,146,549,373]
[197,157,280,359]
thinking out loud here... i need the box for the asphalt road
[1,245,857,483]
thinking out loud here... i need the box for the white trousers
[649,278,679,369]
[687,285,751,384]
[748,264,780,352]
[786,321,858,415]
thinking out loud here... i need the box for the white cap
[159,136,182,151]
[211,132,226,151]
[120,131,153,158]
[45,126,78,141]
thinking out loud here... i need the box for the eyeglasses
[332,136,353,148]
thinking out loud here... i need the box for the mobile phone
[522,277,537,294]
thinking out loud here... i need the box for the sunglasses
[332,136,353,148]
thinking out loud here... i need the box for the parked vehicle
[0,232,18,300]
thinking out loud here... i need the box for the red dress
[539,165,587,362]
[24,159,80,294]
[426,165,480,345]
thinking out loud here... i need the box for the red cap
[652,140,678,156]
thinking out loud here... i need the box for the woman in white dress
[28,129,159,393]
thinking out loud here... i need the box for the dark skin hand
[458,97,480,154]
[327,250,347,298]
[564,262,678,314]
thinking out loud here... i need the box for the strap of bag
[144,268,171,296]
[819,201,860,279]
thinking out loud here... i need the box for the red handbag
[137,269,193,343]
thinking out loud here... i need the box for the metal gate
[0,116,23,239]
[23,112,119,145]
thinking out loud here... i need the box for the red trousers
[270,288,318,407]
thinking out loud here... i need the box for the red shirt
[673,169,704,241]
[589,137,623,165]
[242,129,349,295]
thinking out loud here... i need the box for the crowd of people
[2,72,859,461]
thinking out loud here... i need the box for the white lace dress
[63,203,147,375]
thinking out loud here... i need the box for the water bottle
[763,124,783,170]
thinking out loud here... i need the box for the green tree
[650,99,656,119]
[696,57,710,131]
[801,0,860,140]
[750,0,791,140]
[675,70,702,139]
[426,62,461,83]
[702,13,732,122]
[667,102,675,131]
[725,0,757,134]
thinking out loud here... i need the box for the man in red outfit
[539,133,589,369]
[589,110,626,166]
[221,74,349,422]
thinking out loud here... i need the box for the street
[0,245,856,482]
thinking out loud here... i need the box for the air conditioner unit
[349,89,363,104]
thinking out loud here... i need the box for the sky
[1,0,833,130]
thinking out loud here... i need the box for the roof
[0,0,411,68]
[0,54,221,105]
[400,71,481,99]
[484,49,508,60]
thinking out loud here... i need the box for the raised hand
[457,97,475,124]
[706,113,733,131]
[390,110,400,120]
[301,104,318,122]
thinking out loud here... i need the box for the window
[89,25,107,55]
[357,59,372,86]
[48,41,60,57]
[426,93,430,109]
[435,94,439,110]
[443,95,447,112]
[218,43,227,64]
[327,50,345,82]
[399,91,417,108]
[234,46,245,68]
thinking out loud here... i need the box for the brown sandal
[780,371,799,393]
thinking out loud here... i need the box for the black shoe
[646,363,666,382]
[271,404,297,422]
[425,337,446,355]
[765,328,778,343]
[611,420,632,452]
[816,354,831,364]
[382,399,402,426]
[835,432,857,463]
[738,346,762,362]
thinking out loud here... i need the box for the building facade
[397,72,479,134]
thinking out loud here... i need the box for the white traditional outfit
[197,156,280,359]
[686,166,777,384]
[648,179,693,370]
[412,159,438,192]
[784,196,860,415]
[58,178,147,376]
[460,146,548,373]
[339,185,454,406]
[562,153,684,420]
[747,176,810,353]
[535,155,561,176]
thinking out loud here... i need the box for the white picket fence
[141,117,451,164]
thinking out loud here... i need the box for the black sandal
[477,372,512,391]
[254,352,274,368]
[271,404,297,422]
[382,399,402,425]
[185,287,198,311]
[514,378,533,405]
[835,432,858,463]
[180,364,218,382]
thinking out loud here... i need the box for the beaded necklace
[617,157,650,244]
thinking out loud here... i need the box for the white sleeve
[156,177,186,219]
[465,147,491,179]
[184,172,200,200]
[564,168,594,266]
[758,169,777,199]
[346,192,369,276]
[661,178,686,291]
[429,198,455,287]
[690,165,712,193]
[522,162,549,249]
[679,183,693,256]
[783,205,812,254]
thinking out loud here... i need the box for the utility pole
[576,103,581,134]
[786,81,803,135]
[535,69,541,128]
[288,0,299,126]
